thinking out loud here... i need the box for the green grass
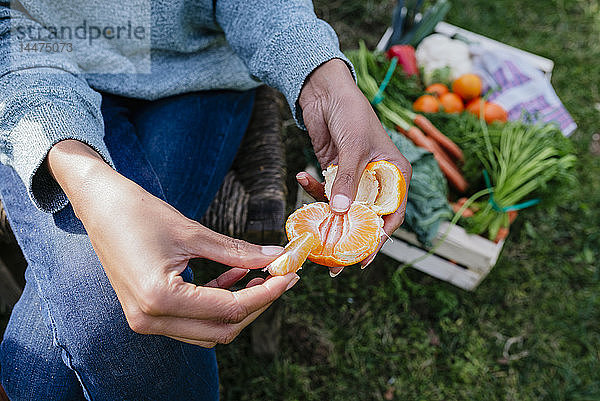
[215,1,600,400]
[2,1,599,400]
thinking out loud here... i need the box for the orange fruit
[266,232,318,276]
[483,102,508,123]
[425,83,449,97]
[466,97,485,117]
[439,92,464,113]
[413,95,440,113]
[452,74,482,101]
[286,202,383,267]
[269,161,405,273]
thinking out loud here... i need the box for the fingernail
[296,173,309,186]
[285,274,300,290]
[329,267,344,278]
[262,246,284,256]
[331,194,351,212]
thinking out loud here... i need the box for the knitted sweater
[0,0,352,212]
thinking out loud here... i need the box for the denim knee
[33,263,218,400]
[0,280,84,401]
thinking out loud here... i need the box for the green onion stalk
[468,120,577,239]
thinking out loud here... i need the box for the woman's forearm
[46,139,118,221]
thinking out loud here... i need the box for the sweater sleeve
[0,3,113,213]
[215,0,356,128]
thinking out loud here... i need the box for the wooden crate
[380,225,504,291]
[368,23,554,290]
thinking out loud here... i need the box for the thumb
[185,224,284,269]
[329,154,366,214]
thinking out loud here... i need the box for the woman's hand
[298,59,412,274]
[47,140,299,348]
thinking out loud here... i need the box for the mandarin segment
[266,232,318,276]
[286,202,330,254]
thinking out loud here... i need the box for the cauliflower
[416,34,472,85]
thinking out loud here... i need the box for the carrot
[413,114,464,162]
[428,133,460,170]
[451,202,474,217]
[507,210,518,224]
[399,126,469,192]
[494,227,509,243]
[397,107,464,162]
[403,122,460,171]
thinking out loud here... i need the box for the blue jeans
[0,89,256,400]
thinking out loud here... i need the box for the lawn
[2,1,599,400]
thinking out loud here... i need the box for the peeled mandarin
[269,161,405,273]
[285,202,383,267]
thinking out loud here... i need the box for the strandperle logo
[12,20,147,45]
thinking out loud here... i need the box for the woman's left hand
[298,58,412,275]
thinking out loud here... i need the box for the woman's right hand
[46,140,298,348]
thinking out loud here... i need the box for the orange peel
[324,161,405,216]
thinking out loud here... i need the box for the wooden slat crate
[365,22,554,289]
[380,224,504,291]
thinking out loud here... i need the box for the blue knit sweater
[0,0,352,213]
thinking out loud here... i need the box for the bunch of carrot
[395,108,468,192]
[350,42,468,193]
